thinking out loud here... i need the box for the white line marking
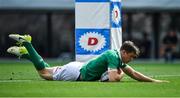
[0,80,33,83]
[0,75,180,83]
[124,74,180,79]
[151,74,180,78]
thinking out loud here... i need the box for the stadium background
[0,0,180,61]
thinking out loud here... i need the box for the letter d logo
[88,37,98,45]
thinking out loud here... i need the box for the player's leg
[8,34,53,80]
[7,45,53,80]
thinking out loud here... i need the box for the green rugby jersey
[80,49,127,81]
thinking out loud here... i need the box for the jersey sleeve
[104,50,119,69]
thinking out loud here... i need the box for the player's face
[121,50,136,63]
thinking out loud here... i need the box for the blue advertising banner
[75,0,122,62]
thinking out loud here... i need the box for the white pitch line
[0,75,180,83]
[150,74,180,78]
[0,80,32,83]
[123,74,180,79]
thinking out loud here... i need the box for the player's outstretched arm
[122,65,169,83]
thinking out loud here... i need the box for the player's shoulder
[104,49,117,54]
[103,49,118,57]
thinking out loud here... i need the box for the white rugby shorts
[52,61,83,81]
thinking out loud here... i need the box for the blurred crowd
[122,13,180,62]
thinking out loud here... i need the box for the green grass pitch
[0,60,180,97]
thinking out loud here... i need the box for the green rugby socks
[22,42,50,70]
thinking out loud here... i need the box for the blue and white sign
[76,29,110,55]
[75,0,122,62]
[111,2,122,28]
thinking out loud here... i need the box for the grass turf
[0,60,180,97]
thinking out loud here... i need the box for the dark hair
[120,41,140,57]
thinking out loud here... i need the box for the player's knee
[38,69,53,80]
[39,73,53,80]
